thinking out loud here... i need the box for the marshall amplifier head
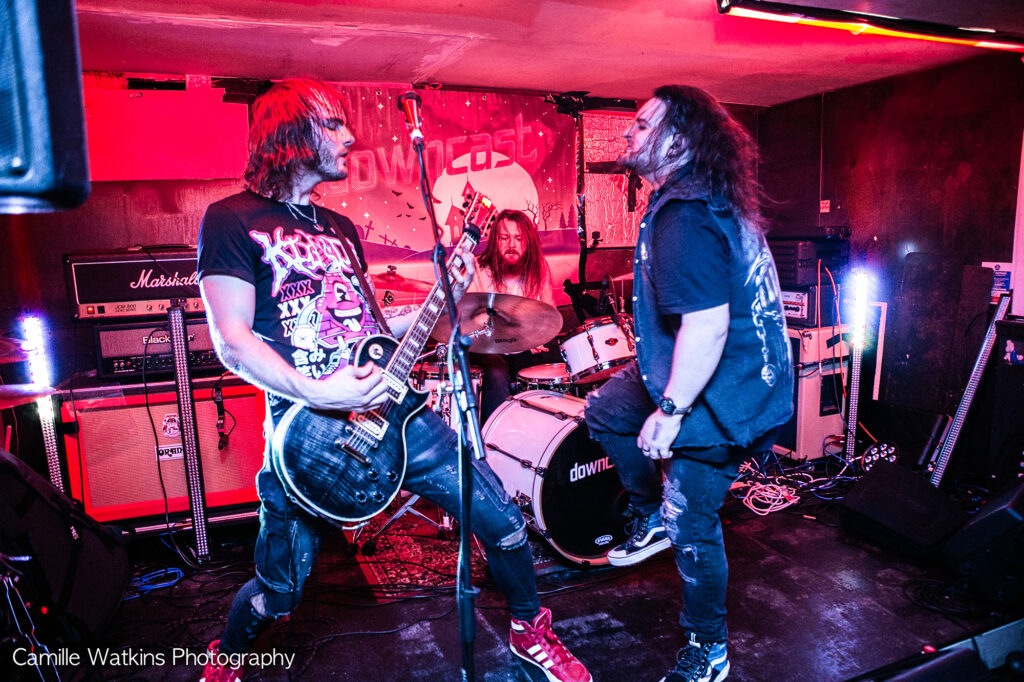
[64,246,204,320]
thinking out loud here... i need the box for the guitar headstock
[459,190,498,242]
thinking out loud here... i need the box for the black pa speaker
[0,447,129,643]
[840,461,968,559]
[0,0,90,213]
[944,481,1024,607]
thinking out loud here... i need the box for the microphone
[397,91,424,143]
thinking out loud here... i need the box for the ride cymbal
[431,292,562,354]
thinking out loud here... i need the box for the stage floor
[26,462,1024,681]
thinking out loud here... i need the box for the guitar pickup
[382,371,408,402]
[350,411,388,440]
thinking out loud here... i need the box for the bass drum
[482,390,627,565]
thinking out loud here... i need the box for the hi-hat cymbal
[370,269,433,294]
[431,292,563,354]
[0,337,27,365]
[0,384,55,410]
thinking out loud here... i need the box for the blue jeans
[219,407,539,654]
[585,362,774,643]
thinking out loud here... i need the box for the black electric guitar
[270,193,496,525]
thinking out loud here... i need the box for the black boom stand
[401,91,488,681]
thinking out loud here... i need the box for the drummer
[471,209,561,421]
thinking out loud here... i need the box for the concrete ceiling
[74,0,1023,106]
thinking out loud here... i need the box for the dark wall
[0,179,239,385]
[758,53,1024,415]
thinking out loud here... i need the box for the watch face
[659,398,675,414]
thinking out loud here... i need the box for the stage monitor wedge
[0,0,90,213]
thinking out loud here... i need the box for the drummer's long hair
[478,210,549,299]
[244,78,349,201]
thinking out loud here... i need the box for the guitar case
[0,447,130,643]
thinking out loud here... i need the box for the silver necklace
[285,201,322,231]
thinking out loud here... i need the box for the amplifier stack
[63,246,223,379]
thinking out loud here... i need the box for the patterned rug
[346,496,489,599]
[346,495,572,600]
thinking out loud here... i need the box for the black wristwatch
[658,396,692,417]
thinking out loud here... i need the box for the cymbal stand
[356,348,455,556]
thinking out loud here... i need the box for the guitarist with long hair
[196,78,591,682]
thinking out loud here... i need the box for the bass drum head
[536,420,628,564]
[482,390,627,565]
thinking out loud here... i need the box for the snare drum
[516,363,572,393]
[410,362,482,429]
[559,316,635,384]
[482,390,627,565]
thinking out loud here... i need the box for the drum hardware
[370,265,434,293]
[431,292,563,354]
[0,384,55,410]
[0,337,28,365]
[484,441,546,475]
[354,355,478,555]
[2,552,59,680]
[356,492,455,556]
[482,390,627,565]
[510,393,582,422]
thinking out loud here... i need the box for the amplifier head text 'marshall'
[63,246,204,320]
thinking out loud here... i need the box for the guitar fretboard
[387,226,480,383]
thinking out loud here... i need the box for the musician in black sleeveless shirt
[197,78,590,682]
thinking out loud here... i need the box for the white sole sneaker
[606,534,671,566]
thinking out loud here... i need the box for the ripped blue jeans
[585,363,770,643]
[219,407,538,654]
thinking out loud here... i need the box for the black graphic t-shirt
[198,190,379,415]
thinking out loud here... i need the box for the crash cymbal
[370,267,434,294]
[431,292,563,354]
[0,337,27,365]
[0,384,55,410]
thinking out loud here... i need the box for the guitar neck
[387,227,480,382]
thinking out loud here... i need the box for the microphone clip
[397,91,425,144]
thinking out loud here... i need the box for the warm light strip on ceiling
[725,6,1024,53]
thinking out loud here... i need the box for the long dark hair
[478,209,548,298]
[652,84,765,235]
[243,78,349,201]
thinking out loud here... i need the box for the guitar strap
[324,216,394,338]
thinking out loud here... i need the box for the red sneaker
[509,607,592,682]
[199,640,244,682]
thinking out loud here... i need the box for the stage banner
[315,85,580,307]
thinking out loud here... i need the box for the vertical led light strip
[167,303,210,562]
[843,272,869,463]
[930,294,1011,487]
[22,316,64,492]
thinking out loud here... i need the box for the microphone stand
[409,123,485,682]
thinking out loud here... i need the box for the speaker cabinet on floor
[0,447,129,643]
[774,326,850,460]
[59,376,265,528]
[840,461,967,559]
[944,481,1024,607]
